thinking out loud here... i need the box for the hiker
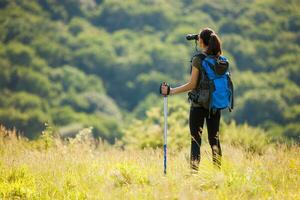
[160,27,232,170]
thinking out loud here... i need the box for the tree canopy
[0,0,299,142]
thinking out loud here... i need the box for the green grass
[0,126,299,200]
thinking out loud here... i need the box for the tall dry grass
[0,125,299,199]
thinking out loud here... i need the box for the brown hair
[199,28,222,56]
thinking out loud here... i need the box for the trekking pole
[163,95,168,175]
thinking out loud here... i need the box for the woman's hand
[160,82,171,96]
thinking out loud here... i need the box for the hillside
[0,0,299,142]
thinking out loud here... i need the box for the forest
[0,1,300,199]
[0,0,299,144]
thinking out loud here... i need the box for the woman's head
[198,27,222,56]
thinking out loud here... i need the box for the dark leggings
[189,106,222,169]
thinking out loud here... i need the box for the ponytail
[199,28,222,56]
[207,33,222,56]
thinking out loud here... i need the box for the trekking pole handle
[160,82,170,96]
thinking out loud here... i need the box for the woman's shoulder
[192,56,201,69]
[192,52,207,69]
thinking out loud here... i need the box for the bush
[0,59,12,88]
[10,67,52,97]
[221,121,270,154]
[234,89,286,126]
[0,108,49,139]
[122,97,190,150]
[283,123,300,143]
[93,0,175,31]
[49,66,105,93]
[51,106,78,126]
[33,37,71,67]
[0,91,48,112]
[6,42,35,66]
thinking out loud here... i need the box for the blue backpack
[201,55,234,112]
[188,54,233,111]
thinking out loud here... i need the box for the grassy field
[0,126,299,200]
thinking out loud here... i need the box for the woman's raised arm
[169,66,199,95]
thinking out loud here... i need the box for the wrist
[170,88,174,95]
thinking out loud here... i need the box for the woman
[161,27,223,170]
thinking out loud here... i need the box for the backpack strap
[196,53,207,74]
[227,74,234,111]
[197,53,207,61]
